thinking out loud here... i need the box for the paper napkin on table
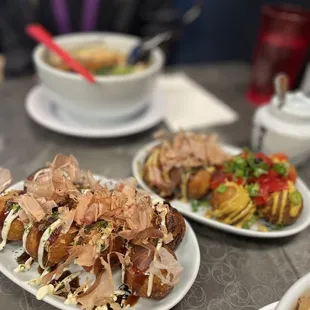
[158,73,239,132]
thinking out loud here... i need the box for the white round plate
[25,85,163,138]
[277,272,310,310]
[259,301,279,310]
[132,141,310,238]
[0,176,200,310]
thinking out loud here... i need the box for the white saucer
[25,85,164,138]
[259,301,279,310]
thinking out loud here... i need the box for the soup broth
[45,44,148,76]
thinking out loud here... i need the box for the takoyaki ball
[0,191,24,241]
[25,225,43,260]
[210,182,255,227]
[260,182,303,225]
[152,202,186,251]
[46,226,78,266]
[211,184,237,210]
[102,235,127,268]
[124,245,175,299]
[90,236,127,275]
[7,219,24,241]
[165,204,186,250]
[143,147,181,198]
[187,169,211,200]
[0,190,21,222]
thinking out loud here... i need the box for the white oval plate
[132,141,310,238]
[0,176,200,310]
[259,301,279,310]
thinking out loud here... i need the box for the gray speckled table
[0,62,309,310]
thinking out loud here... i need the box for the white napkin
[158,73,239,132]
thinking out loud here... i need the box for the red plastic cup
[247,4,310,105]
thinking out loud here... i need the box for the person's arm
[0,0,35,76]
[137,0,181,60]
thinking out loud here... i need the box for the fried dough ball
[124,245,176,299]
[187,169,212,199]
[7,219,24,241]
[91,236,127,275]
[211,182,256,228]
[260,181,303,225]
[26,225,77,266]
[152,202,186,251]
[211,185,237,210]
[0,191,24,241]
[47,226,78,266]
[26,225,43,260]
[143,147,181,198]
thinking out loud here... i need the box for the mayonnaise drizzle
[22,223,32,254]
[64,293,77,305]
[28,267,51,286]
[38,218,62,269]
[36,284,54,300]
[0,208,19,251]
[14,257,33,273]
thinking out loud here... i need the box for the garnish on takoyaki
[142,131,230,201]
[210,182,256,228]
[259,181,303,225]
[0,154,186,309]
[209,149,302,230]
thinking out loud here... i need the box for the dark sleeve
[0,0,36,76]
[137,0,181,59]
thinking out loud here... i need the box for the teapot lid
[270,91,310,119]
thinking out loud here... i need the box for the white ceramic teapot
[252,91,310,166]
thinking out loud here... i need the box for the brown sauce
[16,252,30,264]
[125,295,140,307]
[130,267,148,296]
[37,266,44,275]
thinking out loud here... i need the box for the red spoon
[26,24,96,84]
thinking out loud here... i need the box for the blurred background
[1,0,310,68]
[171,0,310,64]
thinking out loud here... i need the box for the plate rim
[0,176,200,310]
[25,85,163,138]
[132,140,310,239]
[259,301,279,310]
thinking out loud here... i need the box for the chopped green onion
[98,220,108,228]
[95,66,114,75]
[233,156,247,169]
[216,184,227,193]
[12,203,20,213]
[248,183,260,197]
[242,214,258,229]
[253,167,268,178]
[223,161,234,173]
[52,211,59,219]
[191,200,200,212]
[243,147,251,154]
[257,161,269,170]
[111,65,134,75]
[289,191,302,206]
[273,224,285,231]
[234,169,245,178]
[273,163,288,176]
[198,199,210,207]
